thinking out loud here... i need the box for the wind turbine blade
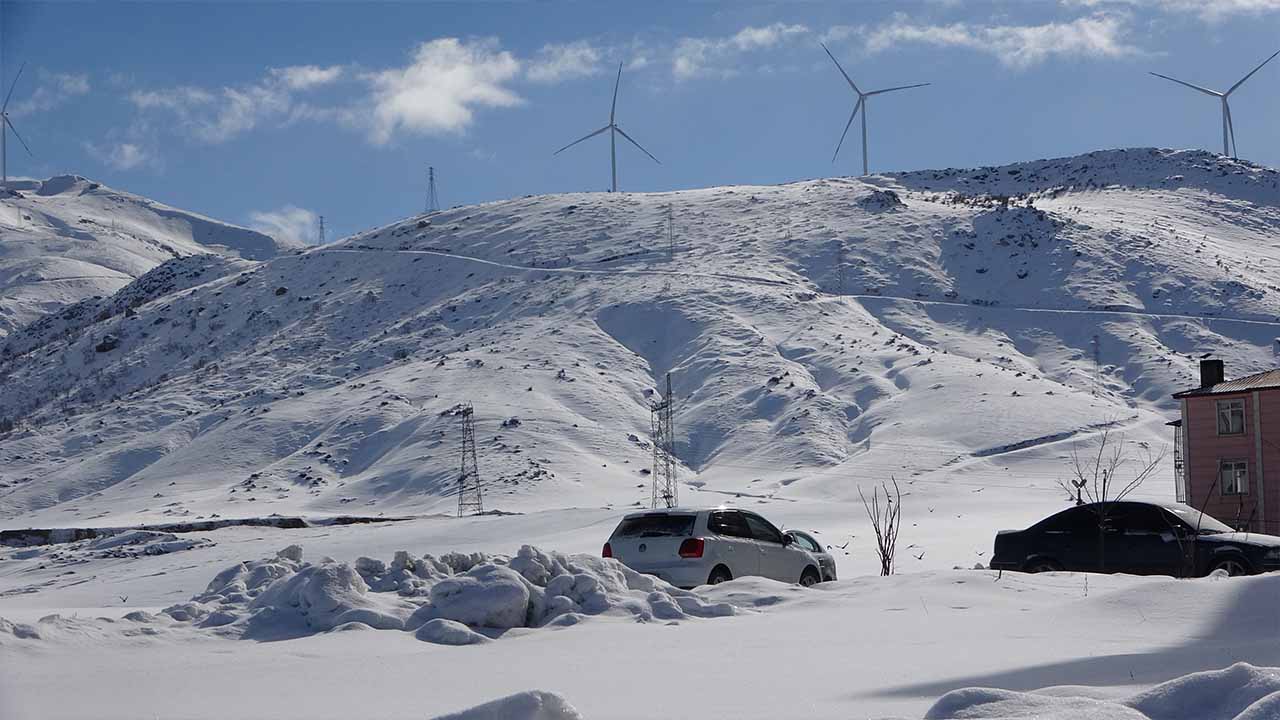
[832,97,863,163]
[610,62,622,122]
[553,125,611,155]
[1,62,27,113]
[1148,72,1222,97]
[1226,48,1280,96]
[820,42,861,95]
[613,126,660,164]
[866,82,930,96]
[5,117,33,157]
[1225,101,1238,158]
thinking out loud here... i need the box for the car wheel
[707,565,733,585]
[1211,557,1251,577]
[799,567,821,587]
[1024,559,1062,574]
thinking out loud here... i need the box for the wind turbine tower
[1149,49,1280,159]
[553,62,660,192]
[820,44,929,176]
[1,62,34,185]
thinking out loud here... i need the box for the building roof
[1173,368,1280,399]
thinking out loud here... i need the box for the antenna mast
[650,373,677,508]
[426,166,440,213]
[457,403,484,516]
[317,215,326,245]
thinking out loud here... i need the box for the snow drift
[158,545,737,642]
[431,691,583,720]
[926,663,1280,720]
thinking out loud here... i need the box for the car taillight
[678,538,705,558]
[602,542,613,558]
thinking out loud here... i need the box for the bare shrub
[860,477,902,576]
[1058,428,1166,571]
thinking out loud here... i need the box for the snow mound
[3,529,210,564]
[431,690,582,720]
[410,545,737,631]
[925,662,1280,720]
[85,530,207,556]
[1128,663,1280,720]
[414,618,489,645]
[163,544,739,643]
[925,687,1146,719]
[172,545,414,638]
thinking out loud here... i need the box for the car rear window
[614,514,696,538]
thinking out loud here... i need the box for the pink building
[1172,360,1280,533]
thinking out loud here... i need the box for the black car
[990,500,1280,577]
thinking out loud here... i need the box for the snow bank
[925,662,1280,720]
[431,690,582,720]
[160,544,739,644]
[86,530,206,556]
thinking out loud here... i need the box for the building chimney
[1200,359,1225,388]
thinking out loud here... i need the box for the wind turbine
[1,62,34,185]
[553,62,659,192]
[1149,49,1280,159]
[821,43,929,177]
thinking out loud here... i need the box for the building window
[1220,460,1249,496]
[1217,399,1245,435]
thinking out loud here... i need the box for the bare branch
[860,476,902,576]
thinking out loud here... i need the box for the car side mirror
[782,535,793,546]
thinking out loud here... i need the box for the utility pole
[837,243,846,293]
[457,403,483,516]
[666,204,675,261]
[426,166,440,213]
[1092,334,1101,396]
[650,373,677,509]
[317,215,326,245]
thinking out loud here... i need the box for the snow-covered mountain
[0,175,302,337]
[1,149,1278,566]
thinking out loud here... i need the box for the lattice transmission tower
[457,403,484,516]
[426,166,440,213]
[650,373,677,508]
[317,215,326,245]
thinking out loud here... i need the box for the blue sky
[2,1,1280,244]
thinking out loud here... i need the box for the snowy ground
[4,529,1280,719]
[3,148,1280,717]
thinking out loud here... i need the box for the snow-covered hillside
[0,175,301,337]
[1,148,1279,562]
[6,147,1280,719]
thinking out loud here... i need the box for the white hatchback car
[603,507,824,589]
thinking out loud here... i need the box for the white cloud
[84,141,155,171]
[365,37,521,144]
[1065,0,1280,22]
[8,70,90,117]
[128,65,344,143]
[269,64,344,90]
[249,205,319,245]
[859,13,1140,68]
[527,41,603,83]
[673,23,810,80]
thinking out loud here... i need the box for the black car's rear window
[614,514,696,538]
